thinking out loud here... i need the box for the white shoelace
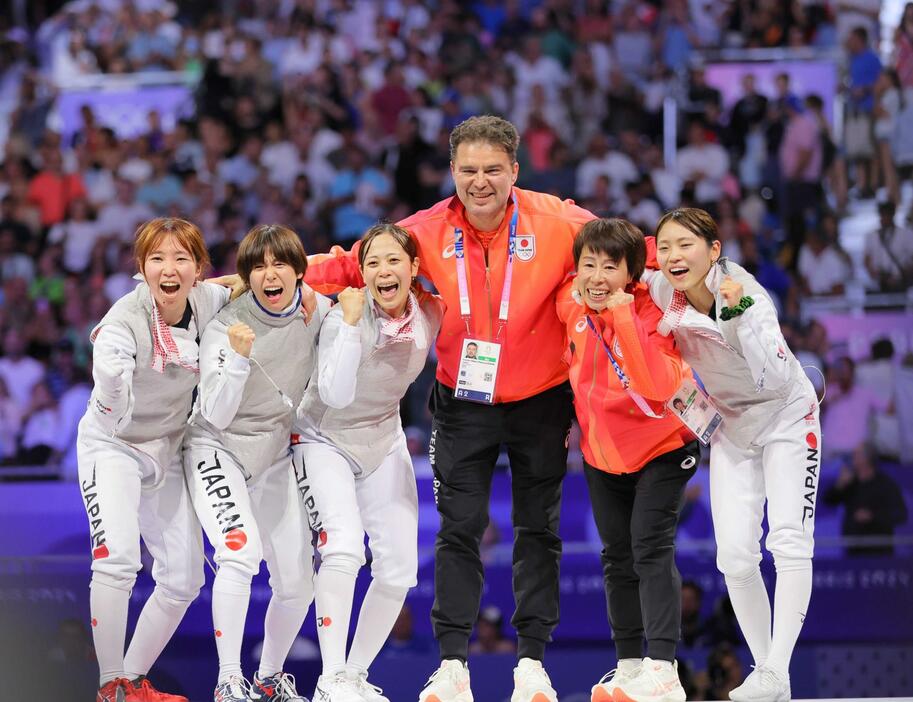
[218,675,251,700]
[273,672,303,700]
[355,676,385,696]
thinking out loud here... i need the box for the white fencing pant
[184,444,314,679]
[77,422,204,684]
[709,395,821,674]
[292,433,418,676]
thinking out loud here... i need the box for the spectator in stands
[26,148,87,228]
[844,25,883,196]
[384,603,431,656]
[897,352,913,461]
[728,74,768,159]
[46,198,105,275]
[0,194,35,252]
[706,643,745,701]
[823,444,908,556]
[779,96,823,265]
[676,120,729,211]
[895,3,913,87]
[680,581,710,649]
[0,326,45,410]
[16,380,62,466]
[136,151,183,210]
[873,69,907,206]
[0,376,23,461]
[0,225,35,283]
[823,356,890,463]
[858,338,902,458]
[864,200,913,292]
[97,179,154,244]
[796,226,852,297]
[575,133,638,203]
[29,246,66,307]
[805,93,848,214]
[469,606,516,655]
[326,145,391,247]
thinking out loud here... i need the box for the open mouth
[263,285,284,304]
[160,281,180,295]
[376,281,399,301]
[471,192,494,203]
[669,266,689,281]
[586,288,609,303]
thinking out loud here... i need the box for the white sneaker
[348,671,390,702]
[614,657,685,702]
[313,674,364,702]
[418,660,473,702]
[510,658,558,702]
[590,660,643,702]
[729,665,790,702]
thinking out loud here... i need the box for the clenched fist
[338,286,366,326]
[719,276,744,308]
[228,323,256,358]
[604,289,635,310]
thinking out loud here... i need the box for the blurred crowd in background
[0,0,910,579]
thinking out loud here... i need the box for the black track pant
[428,380,574,662]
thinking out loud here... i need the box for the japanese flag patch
[516,234,536,261]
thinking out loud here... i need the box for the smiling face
[656,221,720,293]
[360,232,419,317]
[576,246,632,311]
[141,233,202,321]
[451,141,519,232]
[249,247,302,311]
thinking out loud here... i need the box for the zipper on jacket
[484,248,493,339]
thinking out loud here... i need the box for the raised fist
[338,287,366,326]
[228,323,256,358]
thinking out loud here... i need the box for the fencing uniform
[77,281,228,685]
[293,290,443,684]
[183,288,330,683]
[646,259,820,681]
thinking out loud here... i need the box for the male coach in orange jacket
[305,116,595,702]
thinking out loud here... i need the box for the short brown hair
[655,207,719,247]
[573,218,647,281]
[358,222,417,268]
[134,217,209,276]
[449,115,519,163]
[236,224,307,286]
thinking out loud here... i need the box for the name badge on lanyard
[453,193,518,405]
[586,316,665,419]
[666,376,723,445]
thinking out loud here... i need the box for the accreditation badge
[454,337,501,405]
[667,376,723,445]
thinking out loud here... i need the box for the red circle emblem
[520,238,529,247]
[225,529,247,551]
[806,433,817,449]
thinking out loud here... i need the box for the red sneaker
[125,677,189,702]
[97,678,128,702]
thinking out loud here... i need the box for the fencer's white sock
[123,587,190,679]
[258,596,311,679]
[725,568,772,666]
[316,566,357,677]
[213,565,252,683]
[346,581,409,675]
[91,580,130,685]
[766,558,812,677]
